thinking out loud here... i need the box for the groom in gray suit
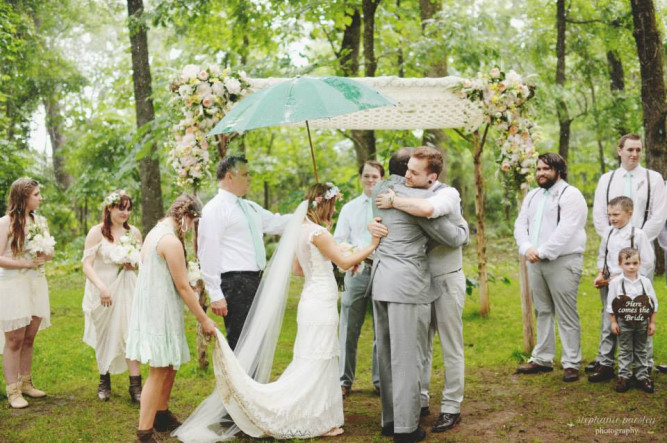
[370,147,468,443]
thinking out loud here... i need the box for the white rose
[196,83,212,97]
[182,64,200,80]
[178,84,193,97]
[209,65,222,75]
[506,70,522,84]
[211,82,226,97]
[224,77,242,95]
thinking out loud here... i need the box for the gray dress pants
[617,319,650,380]
[339,267,379,389]
[527,253,583,369]
[374,299,431,433]
[420,270,465,414]
[596,286,617,367]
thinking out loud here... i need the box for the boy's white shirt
[597,223,654,277]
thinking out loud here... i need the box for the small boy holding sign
[588,196,654,383]
[607,247,658,393]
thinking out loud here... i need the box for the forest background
[2,0,666,268]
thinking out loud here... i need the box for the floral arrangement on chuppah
[167,65,251,190]
[457,68,538,193]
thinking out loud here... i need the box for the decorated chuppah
[163,64,539,441]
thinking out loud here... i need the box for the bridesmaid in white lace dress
[0,178,53,409]
[82,190,143,402]
[176,183,381,441]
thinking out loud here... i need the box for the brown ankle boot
[129,375,142,403]
[98,373,111,401]
[154,409,182,432]
[136,428,160,442]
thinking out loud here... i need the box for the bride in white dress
[174,183,381,442]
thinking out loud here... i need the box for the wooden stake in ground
[472,126,490,317]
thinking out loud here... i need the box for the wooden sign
[611,295,654,325]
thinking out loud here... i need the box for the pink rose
[490,68,501,78]
[501,162,511,172]
[198,70,209,81]
[202,95,213,107]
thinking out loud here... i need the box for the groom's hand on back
[211,299,228,316]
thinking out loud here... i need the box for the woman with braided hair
[82,190,143,402]
[126,194,217,443]
[0,178,53,409]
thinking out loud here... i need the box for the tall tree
[629,0,666,177]
[127,0,164,230]
[555,0,572,161]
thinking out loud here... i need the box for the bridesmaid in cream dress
[82,190,143,402]
[0,178,53,409]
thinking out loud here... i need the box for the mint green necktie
[531,189,550,247]
[363,197,373,245]
[237,198,266,269]
[624,172,633,198]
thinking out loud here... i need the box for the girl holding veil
[175,182,383,441]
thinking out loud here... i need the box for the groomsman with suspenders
[589,134,667,374]
[514,153,588,382]
[198,156,291,350]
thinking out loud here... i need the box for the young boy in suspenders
[589,197,653,383]
[607,248,658,393]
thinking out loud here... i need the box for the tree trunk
[587,78,606,175]
[473,128,490,317]
[555,0,571,161]
[419,0,448,180]
[127,0,163,232]
[630,0,667,178]
[606,49,628,136]
[517,189,535,353]
[44,98,73,188]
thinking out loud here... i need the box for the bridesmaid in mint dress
[126,195,217,443]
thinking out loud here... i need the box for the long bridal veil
[173,200,308,443]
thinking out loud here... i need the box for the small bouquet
[187,260,203,287]
[25,216,56,257]
[337,242,365,276]
[109,231,141,269]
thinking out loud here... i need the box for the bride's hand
[368,217,388,239]
[200,317,217,336]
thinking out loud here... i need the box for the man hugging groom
[369,147,468,443]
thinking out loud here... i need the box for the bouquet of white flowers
[337,242,365,276]
[25,216,56,257]
[187,260,203,287]
[109,231,141,268]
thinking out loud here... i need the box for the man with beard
[514,153,588,382]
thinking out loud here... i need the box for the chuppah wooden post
[517,188,536,353]
[194,204,210,369]
[473,126,490,317]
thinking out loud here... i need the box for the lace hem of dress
[213,348,343,439]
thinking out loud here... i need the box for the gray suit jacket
[370,175,468,304]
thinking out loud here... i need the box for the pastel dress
[208,221,343,439]
[82,238,138,374]
[0,226,50,353]
[125,221,190,369]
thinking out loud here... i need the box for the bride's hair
[305,183,339,228]
[165,194,202,259]
[7,177,39,255]
[101,190,132,242]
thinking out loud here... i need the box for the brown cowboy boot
[136,428,161,442]
[98,373,111,401]
[154,409,182,432]
[129,375,142,403]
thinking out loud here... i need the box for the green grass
[1,226,666,442]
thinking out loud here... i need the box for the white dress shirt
[198,189,291,302]
[659,180,667,250]
[333,193,373,248]
[597,224,654,277]
[606,275,658,314]
[593,165,667,241]
[514,179,588,260]
[427,182,461,219]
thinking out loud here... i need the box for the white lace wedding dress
[174,207,344,442]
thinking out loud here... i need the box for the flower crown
[104,190,128,207]
[311,183,343,208]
